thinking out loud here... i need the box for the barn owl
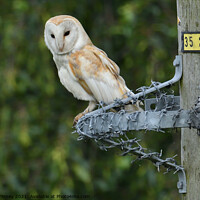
[44,15,141,124]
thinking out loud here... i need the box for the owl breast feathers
[44,15,141,123]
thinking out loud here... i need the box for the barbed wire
[74,80,184,174]
[74,55,190,193]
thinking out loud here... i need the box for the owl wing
[68,45,130,104]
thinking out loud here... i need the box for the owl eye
[64,31,70,36]
[51,34,55,39]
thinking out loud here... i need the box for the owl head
[44,15,92,55]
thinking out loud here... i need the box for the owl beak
[56,39,64,52]
[59,45,64,52]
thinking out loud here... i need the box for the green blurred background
[0,0,181,199]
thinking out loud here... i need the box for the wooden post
[177,0,200,199]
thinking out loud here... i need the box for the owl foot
[73,101,97,126]
[73,112,85,126]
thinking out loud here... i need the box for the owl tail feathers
[124,101,143,113]
[123,89,143,112]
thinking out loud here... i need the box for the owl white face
[45,19,78,55]
[44,15,92,55]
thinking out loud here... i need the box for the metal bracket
[74,55,189,194]
[77,97,200,134]
[177,169,187,194]
[145,95,180,111]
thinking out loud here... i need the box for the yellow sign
[182,32,200,52]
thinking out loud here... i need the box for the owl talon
[73,112,84,126]
[73,119,78,126]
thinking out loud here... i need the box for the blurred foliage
[0,0,181,199]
